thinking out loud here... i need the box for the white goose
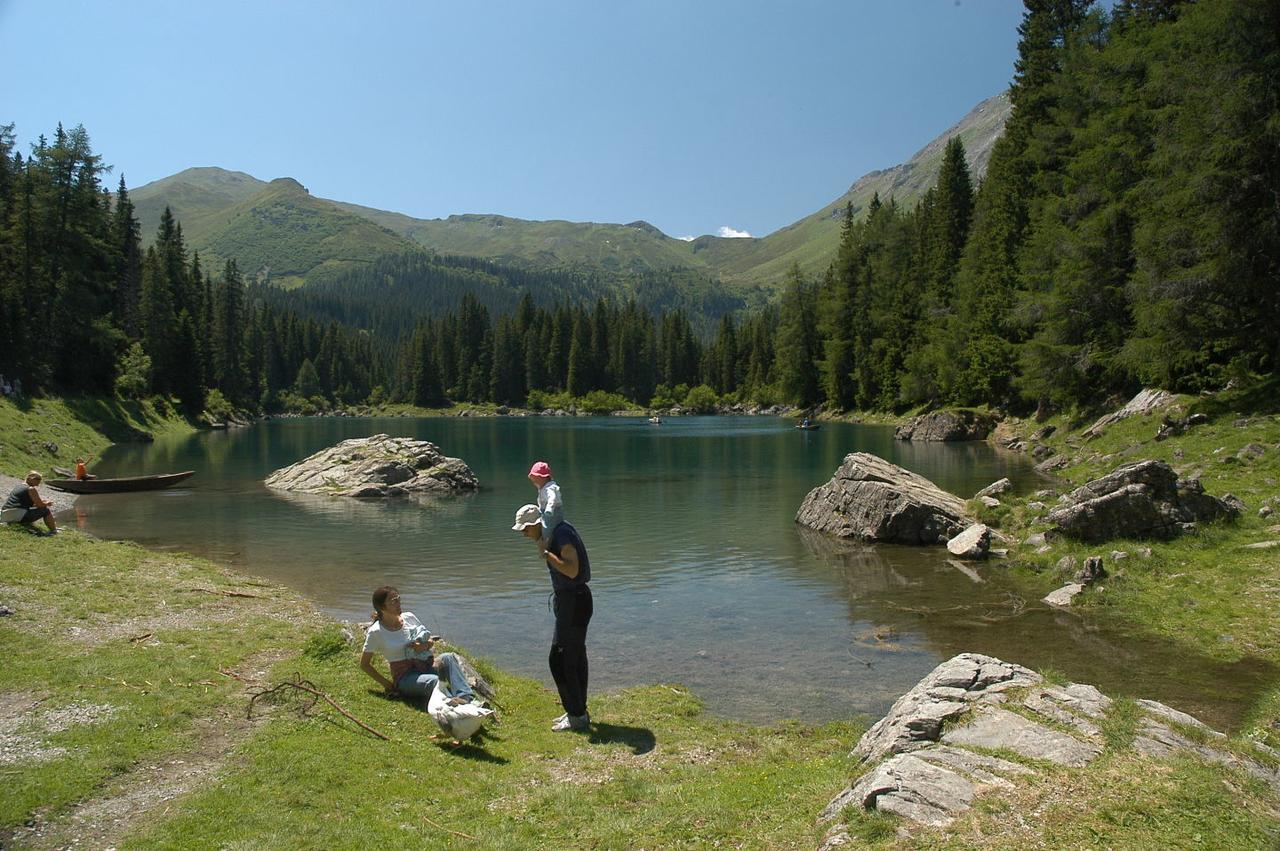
[427,686,494,743]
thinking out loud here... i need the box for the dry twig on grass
[247,672,391,741]
[422,814,476,840]
[186,587,263,599]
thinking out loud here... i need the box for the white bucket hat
[511,503,542,531]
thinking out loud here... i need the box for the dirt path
[2,648,295,851]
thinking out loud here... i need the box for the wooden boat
[46,471,195,494]
[795,423,821,431]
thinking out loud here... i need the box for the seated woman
[359,585,474,708]
[3,471,58,535]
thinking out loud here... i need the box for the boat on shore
[46,471,195,494]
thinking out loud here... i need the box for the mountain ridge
[130,91,1011,291]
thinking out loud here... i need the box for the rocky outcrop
[264,434,479,497]
[795,453,968,545]
[1045,460,1238,543]
[1083,388,1176,438]
[895,410,998,442]
[821,653,1280,830]
[974,478,1012,499]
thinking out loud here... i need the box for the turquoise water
[73,416,1271,727]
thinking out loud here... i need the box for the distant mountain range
[130,92,1010,292]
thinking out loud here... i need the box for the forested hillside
[2,0,1275,419]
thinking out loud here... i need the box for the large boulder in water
[1045,459,1237,543]
[795,453,968,545]
[894,410,997,442]
[265,434,478,497]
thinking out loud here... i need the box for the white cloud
[677,235,696,242]
[717,226,753,239]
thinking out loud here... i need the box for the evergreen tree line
[4,0,1275,416]
[272,252,747,344]
[0,124,385,410]
[767,0,1279,415]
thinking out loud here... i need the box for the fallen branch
[248,672,391,741]
[422,814,475,841]
[187,587,263,599]
[129,632,154,643]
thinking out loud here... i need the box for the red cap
[528,461,552,478]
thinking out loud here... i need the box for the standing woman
[512,503,592,731]
[359,586,474,706]
[3,472,58,535]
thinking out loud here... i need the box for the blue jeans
[396,652,475,701]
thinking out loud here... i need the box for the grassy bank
[0,531,857,849]
[0,396,193,479]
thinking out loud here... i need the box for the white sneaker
[551,714,572,732]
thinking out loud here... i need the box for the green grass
[0,530,862,849]
[0,530,321,832]
[0,396,193,478]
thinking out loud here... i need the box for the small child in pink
[528,460,564,538]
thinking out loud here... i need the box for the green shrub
[577,390,629,415]
[114,343,151,399]
[203,389,234,422]
[683,384,719,414]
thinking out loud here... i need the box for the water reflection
[70,416,1271,728]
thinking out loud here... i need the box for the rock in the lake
[796,453,968,545]
[1045,460,1238,543]
[947,524,991,560]
[894,410,998,442]
[264,434,479,497]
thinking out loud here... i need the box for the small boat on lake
[648,416,662,424]
[795,423,821,430]
[46,471,195,494]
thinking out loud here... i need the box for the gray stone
[1083,388,1176,438]
[1109,550,1129,561]
[1027,501,1047,511]
[979,495,1001,509]
[852,653,1040,764]
[947,523,992,560]
[895,410,998,442]
[1035,455,1071,473]
[975,477,1013,499]
[1074,555,1106,585]
[1238,443,1267,462]
[1024,532,1047,548]
[1043,583,1084,607]
[1261,506,1274,519]
[942,706,1102,767]
[795,453,969,545]
[1242,540,1280,550]
[264,434,479,497]
[1021,685,1110,738]
[1046,460,1238,543]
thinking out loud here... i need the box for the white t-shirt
[363,612,425,662]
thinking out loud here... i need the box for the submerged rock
[795,453,968,545]
[264,434,479,497]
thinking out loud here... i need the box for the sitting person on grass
[2,472,58,535]
[358,585,475,709]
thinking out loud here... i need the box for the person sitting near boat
[359,585,476,709]
[2,472,58,535]
[74,456,95,480]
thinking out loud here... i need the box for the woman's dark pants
[550,585,592,717]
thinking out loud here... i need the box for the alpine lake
[71,415,1272,728]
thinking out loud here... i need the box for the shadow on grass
[587,722,656,755]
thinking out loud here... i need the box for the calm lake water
[73,416,1271,728]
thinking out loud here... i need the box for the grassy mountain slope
[135,174,417,286]
[129,92,1010,293]
[709,92,1012,287]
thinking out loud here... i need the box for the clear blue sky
[1,0,1026,239]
